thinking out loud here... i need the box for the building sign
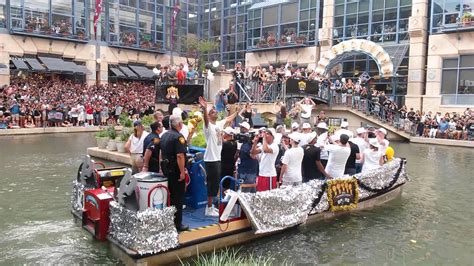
[286,78,319,96]
[327,178,359,212]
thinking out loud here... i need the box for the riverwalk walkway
[0,126,122,136]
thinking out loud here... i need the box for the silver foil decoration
[108,201,179,255]
[71,181,93,215]
[237,158,408,234]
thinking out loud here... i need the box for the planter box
[96,137,110,149]
[107,140,117,151]
[116,141,127,153]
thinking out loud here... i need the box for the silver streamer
[71,181,94,215]
[236,158,408,234]
[108,201,179,255]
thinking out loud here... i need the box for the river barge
[72,154,408,265]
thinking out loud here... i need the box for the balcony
[248,35,310,52]
[108,33,165,53]
[10,20,89,43]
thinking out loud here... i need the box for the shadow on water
[0,135,472,264]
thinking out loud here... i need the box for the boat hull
[109,183,404,265]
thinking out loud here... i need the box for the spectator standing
[125,120,149,174]
[279,132,304,186]
[252,128,279,191]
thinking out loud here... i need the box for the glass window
[385,0,397,8]
[373,0,384,10]
[263,6,278,26]
[347,3,357,14]
[441,69,458,94]
[458,69,474,94]
[0,0,6,28]
[443,58,458,68]
[301,0,310,10]
[335,5,345,16]
[460,55,474,67]
[359,0,370,12]
[281,3,298,23]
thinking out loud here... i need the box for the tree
[181,35,219,71]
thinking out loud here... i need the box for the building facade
[0,0,473,112]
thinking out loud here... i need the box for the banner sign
[285,78,319,96]
[156,84,204,104]
[47,111,64,123]
[327,178,359,212]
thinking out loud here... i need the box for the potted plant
[116,128,132,153]
[106,126,118,151]
[95,129,110,149]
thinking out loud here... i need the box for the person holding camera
[221,127,238,190]
[237,127,259,193]
[251,128,279,191]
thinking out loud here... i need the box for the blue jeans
[238,173,256,193]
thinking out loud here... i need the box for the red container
[82,187,115,241]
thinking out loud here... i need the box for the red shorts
[256,176,277,192]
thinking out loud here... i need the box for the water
[0,134,473,265]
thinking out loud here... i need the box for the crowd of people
[0,75,155,129]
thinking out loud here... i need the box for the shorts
[86,114,93,120]
[256,175,277,192]
[238,172,256,193]
[205,161,221,197]
[11,114,19,120]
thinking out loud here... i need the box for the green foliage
[283,117,292,128]
[106,126,117,139]
[181,248,288,266]
[141,115,155,132]
[119,128,133,142]
[119,113,133,128]
[95,129,109,138]
[190,131,206,148]
[181,35,219,71]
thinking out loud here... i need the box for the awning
[110,67,126,77]
[25,58,45,71]
[11,58,30,70]
[129,65,154,78]
[62,60,90,75]
[118,65,138,78]
[38,56,67,72]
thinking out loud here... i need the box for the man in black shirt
[221,127,238,189]
[344,141,360,175]
[302,132,331,182]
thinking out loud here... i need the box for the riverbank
[410,137,474,148]
[87,147,131,165]
[0,126,122,136]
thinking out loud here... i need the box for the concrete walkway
[410,137,474,148]
[87,147,132,165]
[0,126,122,136]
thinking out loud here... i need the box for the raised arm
[198,96,209,128]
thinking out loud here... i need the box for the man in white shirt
[335,121,354,139]
[198,96,239,217]
[299,122,312,146]
[350,127,369,173]
[279,132,304,186]
[298,97,316,126]
[251,128,279,191]
[316,122,329,167]
[375,127,389,155]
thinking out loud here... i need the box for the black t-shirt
[407,111,415,121]
[345,142,360,170]
[221,140,237,174]
[302,144,323,180]
[146,136,161,173]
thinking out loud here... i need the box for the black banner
[156,84,204,104]
[285,78,319,96]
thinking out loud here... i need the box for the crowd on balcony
[328,78,474,141]
[0,75,155,129]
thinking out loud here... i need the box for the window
[441,56,474,105]
[0,0,6,28]
[431,0,474,33]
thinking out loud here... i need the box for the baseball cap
[133,120,142,127]
[302,123,311,129]
[291,122,299,129]
[288,132,301,143]
[265,128,276,137]
[223,127,235,135]
[376,128,388,135]
[239,121,251,130]
[306,131,317,143]
[316,122,328,130]
[369,138,381,148]
[341,121,349,128]
[172,107,183,116]
[356,127,367,134]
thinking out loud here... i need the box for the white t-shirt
[351,137,368,163]
[317,132,329,160]
[258,142,279,177]
[362,149,383,172]
[324,144,351,178]
[180,125,189,140]
[378,139,389,156]
[281,146,304,182]
[128,131,149,154]
[203,120,226,162]
[300,104,312,119]
[299,133,309,147]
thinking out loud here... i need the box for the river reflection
[0,134,472,264]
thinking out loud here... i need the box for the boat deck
[182,207,218,230]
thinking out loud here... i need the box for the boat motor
[77,155,128,188]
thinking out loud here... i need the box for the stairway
[328,105,411,140]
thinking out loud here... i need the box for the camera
[235,131,256,143]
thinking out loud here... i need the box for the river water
[0,133,472,265]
